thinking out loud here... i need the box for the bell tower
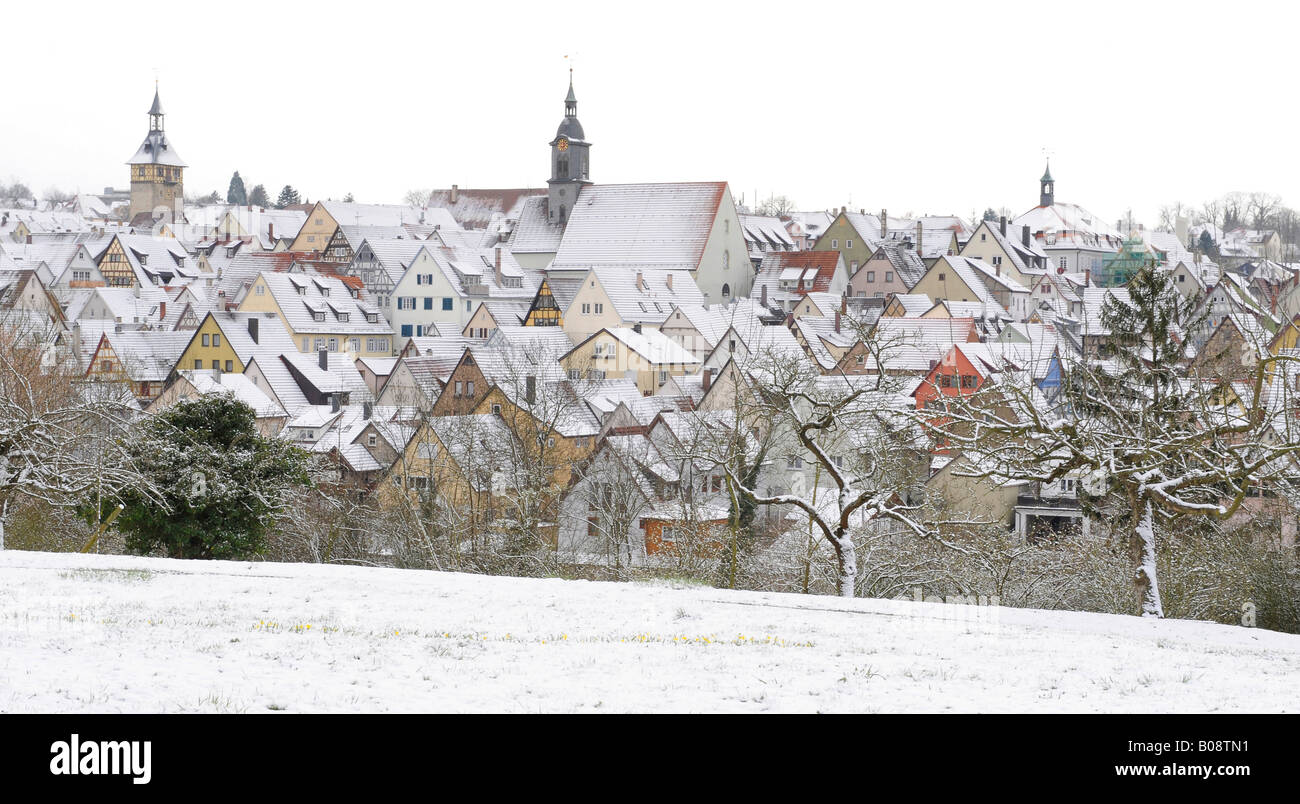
[1039,160,1055,208]
[127,84,187,222]
[547,70,592,225]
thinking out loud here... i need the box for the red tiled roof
[772,250,841,292]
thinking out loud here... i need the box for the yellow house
[560,266,704,344]
[561,327,701,396]
[173,311,297,374]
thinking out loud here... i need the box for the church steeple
[149,84,165,131]
[547,68,592,225]
[1039,159,1055,207]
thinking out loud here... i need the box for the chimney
[1084,269,1091,286]
[633,323,642,334]
[859,208,864,215]
[841,294,847,314]
[450,185,459,204]
[318,348,328,370]
[525,375,536,404]
[268,222,275,241]
[760,284,768,307]
[666,273,673,291]
[1021,225,1030,249]
[330,395,340,413]
[840,206,846,215]
[248,316,259,343]
[159,301,166,321]
[834,310,841,333]
[999,215,1007,237]
[636,271,646,291]
[494,247,503,286]
[702,368,713,391]
[363,401,373,420]
[880,208,888,238]
[915,221,923,252]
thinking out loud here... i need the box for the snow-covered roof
[551,182,726,270]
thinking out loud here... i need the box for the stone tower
[547,71,592,225]
[127,86,186,222]
[1039,160,1055,208]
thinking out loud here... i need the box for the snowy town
[3,73,1300,632]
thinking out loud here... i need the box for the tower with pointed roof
[127,85,186,222]
[547,71,592,225]
[1039,161,1055,207]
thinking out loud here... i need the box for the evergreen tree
[248,184,270,208]
[343,192,355,203]
[116,395,311,560]
[1198,229,1215,255]
[226,171,247,205]
[275,185,302,209]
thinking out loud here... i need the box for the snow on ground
[1,550,1297,713]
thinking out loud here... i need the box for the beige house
[561,327,700,395]
[561,266,704,344]
[237,271,393,358]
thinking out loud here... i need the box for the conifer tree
[226,171,247,205]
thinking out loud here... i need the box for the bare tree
[0,314,159,549]
[932,265,1300,616]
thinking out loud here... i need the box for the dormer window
[313,312,325,322]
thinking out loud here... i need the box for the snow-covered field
[1,550,1297,713]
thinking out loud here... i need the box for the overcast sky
[3,0,1294,228]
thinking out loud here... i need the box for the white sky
[3,0,1295,228]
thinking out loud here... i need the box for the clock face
[556,138,569,152]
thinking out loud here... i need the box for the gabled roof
[551,182,727,270]
[424,188,545,230]
[585,265,705,325]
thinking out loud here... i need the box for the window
[255,285,264,296]
[787,456,803,470]
[442,298,453,311]
[303,338,311,351]
[980,233,986,241]
[315,338,325,351]
[831,239,838,249]
[866,271,875,282]
[659,370,668,384]
[202,334,210,347]
[194,359,202,370]
[594,303,604,314]
[846,239,853,249]
[328,338,338,352]
[582,303,591,314]
[424,298,433,310]
[368,434,377,447]
[961,375,978,388]
[224,360,233,372]
[313,312,325,322]
[398,297,415,310]
[454,381,463,396]
[349,338,360,352]
[885,271,894,282]
[491,404,502,414]
[661,527,676,543]
[722,283,731,299]
[466,381,475,396]
[211,360,220,370]
[992,256,1002,266]
[401,325,413,337]
[1059,256,1068,269]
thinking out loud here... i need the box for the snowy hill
[1,550,1297,713]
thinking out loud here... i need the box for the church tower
[1039,160,1055,207]
[127,85,186,223]
[547,71,592,225]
